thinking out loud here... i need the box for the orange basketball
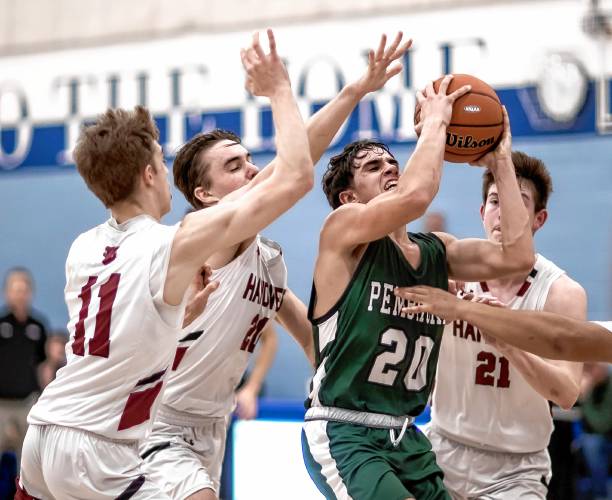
[414,74,504,163]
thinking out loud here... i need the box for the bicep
[445,237,509,281]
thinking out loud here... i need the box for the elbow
[555,383,580,410]
[293,157,315,195]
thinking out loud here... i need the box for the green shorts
[302,419,449,500]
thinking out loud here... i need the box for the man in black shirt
[0,268,47,457]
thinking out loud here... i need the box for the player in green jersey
[302,75,536,499]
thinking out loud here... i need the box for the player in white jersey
[410,152,586,499]
[16,29,314,500]
[139,32,413,500]
[394,287,612,363]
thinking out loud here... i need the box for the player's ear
[338,190,357,205]
[479,203,485,221]
[533,208,548,232]
[142,164,156,187]
[194,186,218,207]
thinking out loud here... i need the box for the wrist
[269,84,293,100]
[345,81,368,101]
[487,154,513,175]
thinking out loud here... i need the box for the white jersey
[159,235,287,420]
[432,254,565,453]
[28,215,184,441]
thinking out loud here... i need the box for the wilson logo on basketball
[463,105,480,113]
[446,133,495,149]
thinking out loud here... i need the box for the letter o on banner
[0,84,32,170]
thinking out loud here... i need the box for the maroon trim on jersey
[172,346,188,371]
[516,281,531,297]
[481,267,538,298]
[134,368,166,387]
[15,478,39,500]
[115,475,145,499]
[118,381,164,431]
[517,268,538,297]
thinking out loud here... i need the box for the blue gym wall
[1,132,611,399]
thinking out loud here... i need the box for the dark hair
[482,151,553,212]
[173,129,241,209]
[73,106,159,207]
[322,139,393,209]
[3,267,34,292]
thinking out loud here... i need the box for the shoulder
[545,274,587,318]
[431,231,457,249]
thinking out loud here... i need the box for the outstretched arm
[394,285,612,363]
[307,32,411,165]
[437,108,534,281]
[165,30,313,305]
[227,32,411,196]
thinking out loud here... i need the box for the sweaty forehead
[353,147,393,167]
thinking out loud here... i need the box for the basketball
[414,74,504,163]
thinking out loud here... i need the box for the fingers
[415,89,426,105]
[437,74,454,94]
[375,33,387,60]
[252,32,266,61]
[448,84,472,102]
[240,48,251,71]
[384,62,403,82]
[500,105,511,141]
[425,79,435,97]
[266,28,277,55]
[394,38,413,60]
[368,49,375,68]
[383,31,403,60]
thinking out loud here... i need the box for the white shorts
[426,426,551,500]
[139,415,229,499]
[19,424,169,499]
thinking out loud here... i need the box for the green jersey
[307,232,448,417]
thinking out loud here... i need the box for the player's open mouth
[384,180,398,191]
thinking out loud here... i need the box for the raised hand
[354,32,412,96]
[469,105,512,170]
[414,75,471,135]
[240,29,290,97]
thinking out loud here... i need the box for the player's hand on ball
[415,75,471,131]
[469,105,512,170]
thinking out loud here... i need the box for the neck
[486,273,528,292]
[11,308,28,322]
[389,226,409,244]
[110,198,158,224]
